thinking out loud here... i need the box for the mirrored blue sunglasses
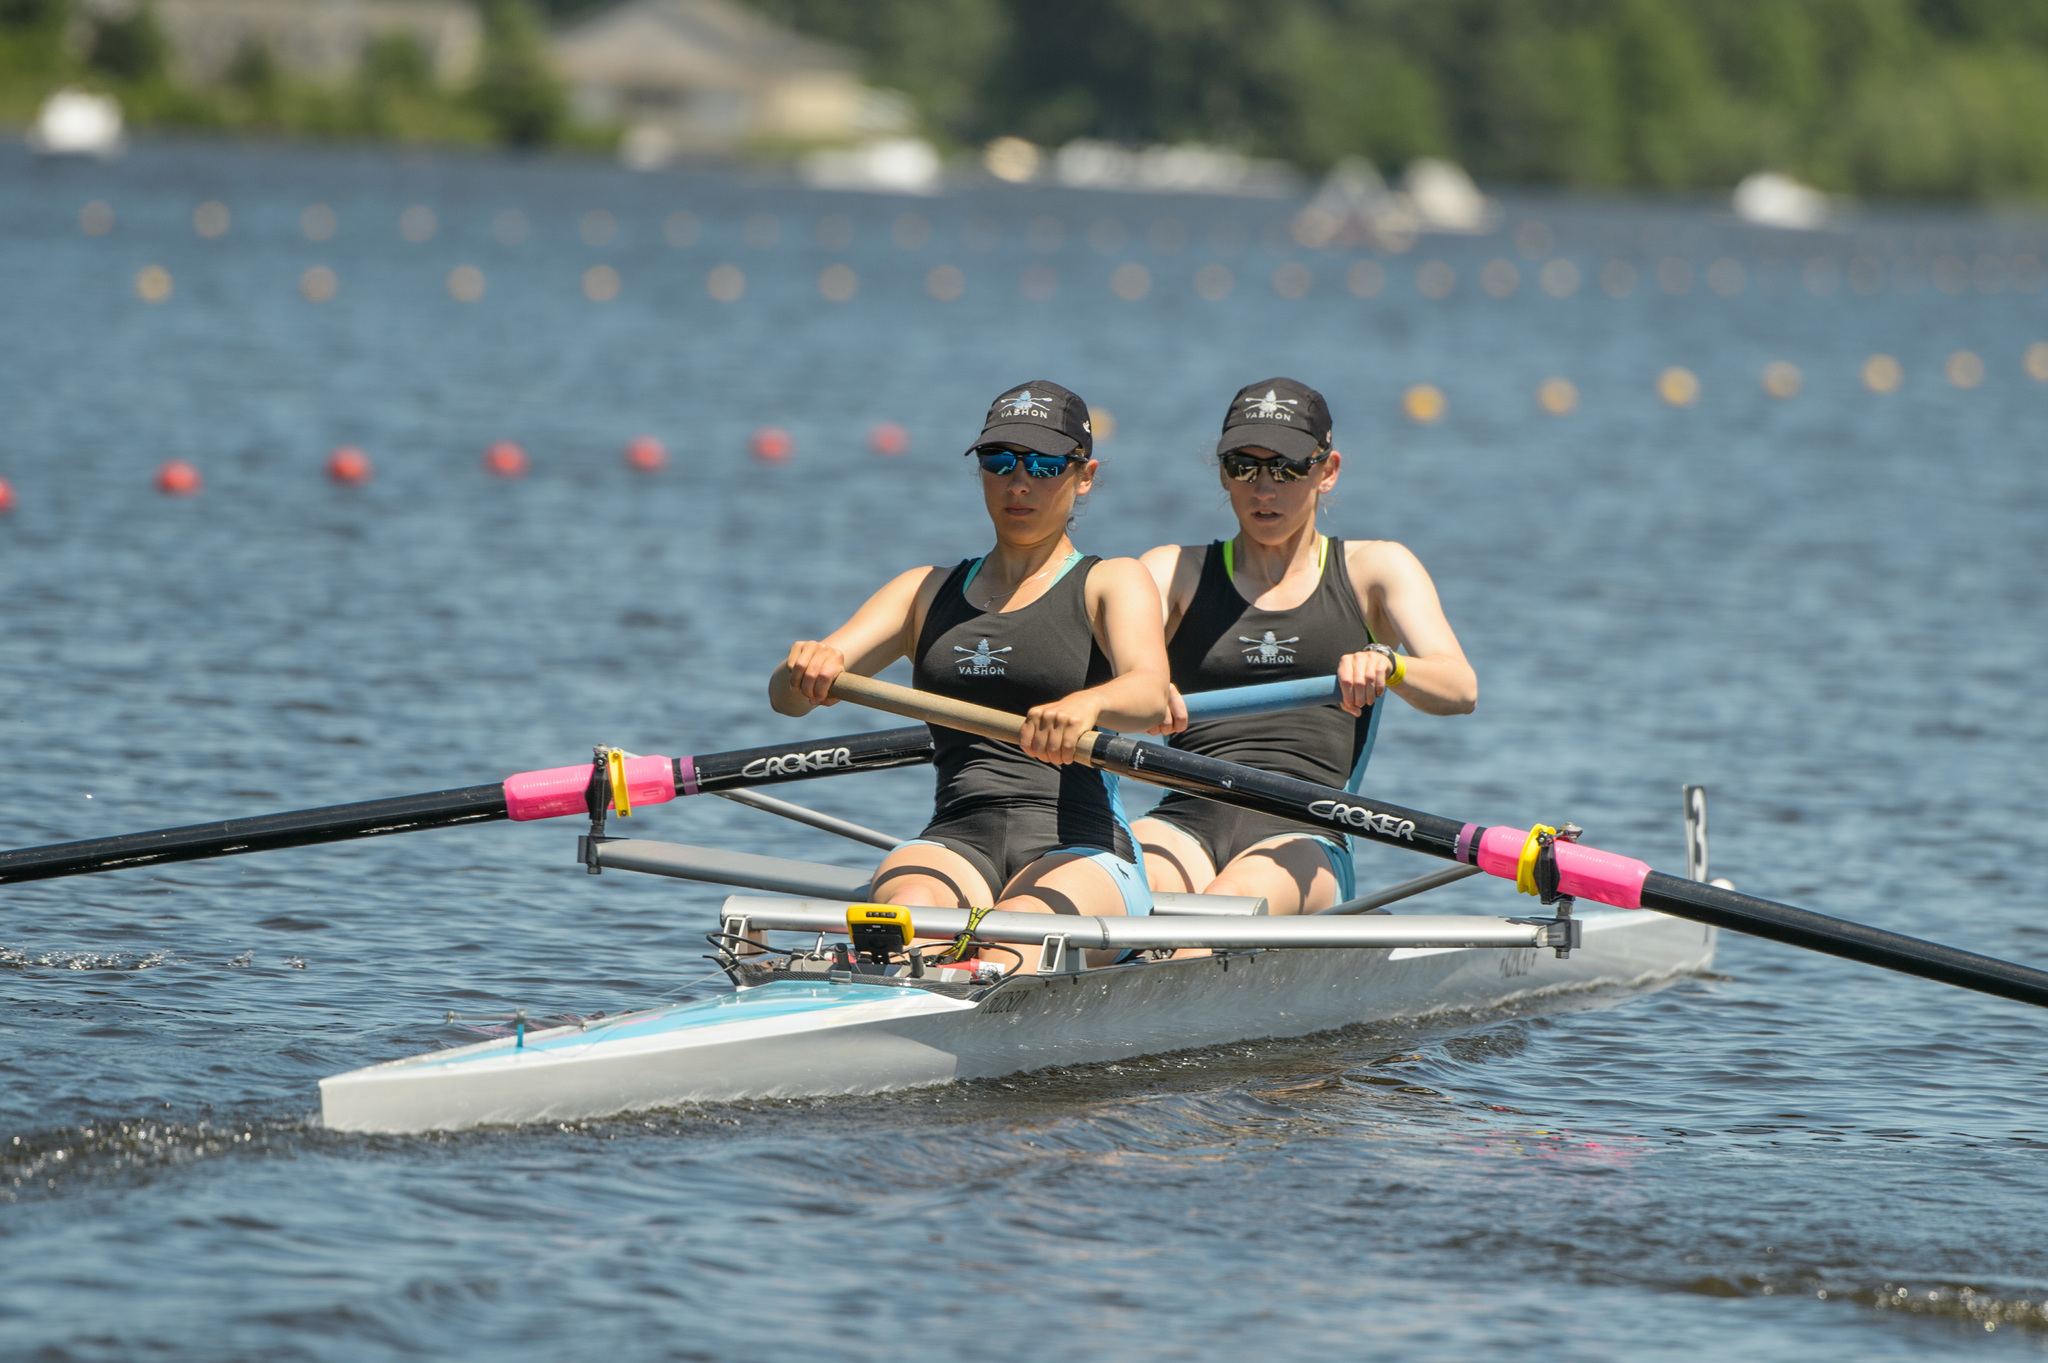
[975,448,1079,479]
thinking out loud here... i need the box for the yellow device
[846,904,913,963]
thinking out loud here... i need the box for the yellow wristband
[1386,652,1406,687]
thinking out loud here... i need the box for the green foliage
[12,0,2047,198]
[749,0,2048,199]
[86,0,168,83]
[472,0,565,147]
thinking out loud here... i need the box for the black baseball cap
[1215,377,1332,461]
[965,380,1093,459]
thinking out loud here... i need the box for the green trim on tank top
[959,549,1084,597]
[1222,534,1328,582]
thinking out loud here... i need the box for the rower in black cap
[1132,377,1478,916]
[772,380,1170,969]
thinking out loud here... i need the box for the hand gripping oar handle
[829,675,2048,1010]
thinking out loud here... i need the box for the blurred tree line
[7,0,2044,198]
[0,0,572,148]
[737,0,2048,199]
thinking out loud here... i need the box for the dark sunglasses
[975,448,1079,479]
[1220,448,1330,484]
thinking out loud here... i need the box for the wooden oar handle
[829,674,1102,760]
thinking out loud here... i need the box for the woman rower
[1132,377,1477,916]
[772,380,1170,969]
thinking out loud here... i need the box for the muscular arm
[1348,540,1478,717]
[1015,557,1171,762]
[1083,557,1172,730]
[769,566,940,716]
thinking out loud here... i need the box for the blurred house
[81,0,481,85]
[552,0,910,160]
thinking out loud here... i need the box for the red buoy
[624,436,667,473]
[868,422,909,457]
[0,477,14,515]
[750,427,793,463]
[483,441,530,479]
[326,446,373,485]
[155,460,202,497]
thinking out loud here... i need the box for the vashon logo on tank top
[1239,631,1299,665]
[954,637,1012,676]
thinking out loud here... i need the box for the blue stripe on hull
[417,981,912,1067]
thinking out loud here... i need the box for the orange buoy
[868,422,909,457]
[155,460,202,496]
[624,436,667,473]
[0,477,14,515]
[325,446,373,485]
[483,441,530,479]
[750,427,793,463]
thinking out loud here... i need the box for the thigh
[995,843,1146,916]
[1130,816,1216,895]
[998,851,1146,968]
[1209,834,1346,915]
[869,840,996,910]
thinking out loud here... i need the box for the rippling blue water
[3,140,2046,1361]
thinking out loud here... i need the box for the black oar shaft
[1640,872,2048,1010]
[0,784,510,885]
[1098,736,2048,1010]
[0,727,935,887]
[833,674,2048,1011]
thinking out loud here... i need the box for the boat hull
[320,911,1714,1134]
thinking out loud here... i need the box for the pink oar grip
[502,756,677,822]
[1474,826,1650,909]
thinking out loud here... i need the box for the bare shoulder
[1342,537,1430,584]
[1138,541,1206,595]
[1087,554,1157,595]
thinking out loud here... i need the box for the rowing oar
[0,676,1343,887]
[0,728,936,886]
[829,674,2048,1011]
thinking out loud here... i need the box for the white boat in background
[1050,138,1299,196]
[797,136,943,194]
[1733,171,1832,230]
[1293,157,1495,249]
[1400,157,1498,233]
[26,88,124,160]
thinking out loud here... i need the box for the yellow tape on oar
[607,748,633,818]
[1515,824,1557,896]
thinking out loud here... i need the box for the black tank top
[1164,537,1381,791]
[911,555,1129,847]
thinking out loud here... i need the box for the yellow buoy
[135,264,172,303]
[2025,342,2048,383]
[1945,351,1984,390]
[1537,378,1578,416]
[1761,361,1802,399]
[582,264,620,303]
[1862,355,1903,394]
[446,265,485,303]
[300,265,339,303]
[1403,384,1446,424]
[1657,367,1700,407]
